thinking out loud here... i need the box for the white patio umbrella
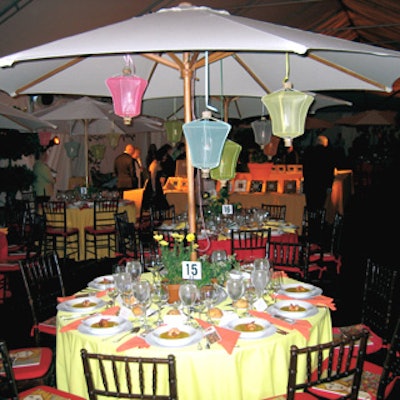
[1,3,399,234]
[142,93,353,121]
[0,102,56,132]
[335,109,397,126]
[36,96,164,186]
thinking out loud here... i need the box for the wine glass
[152,283,169,326]
[251,269,270,300]
[132,280,152,331]
[210,249,227,263]
[146,254,164,284]
[113,271,132,299]
[126,260,143,282]
[199,285,217,322]
[226,277,245,313]
[243,280,257,315]
[269,267,283,304]
[254,258,270,271]
[178,281,199,326]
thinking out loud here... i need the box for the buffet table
[56,274,333,400]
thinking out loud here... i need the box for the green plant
[202,186,242,220]
[153,232,235,287]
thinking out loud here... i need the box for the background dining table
[55,273,333,400]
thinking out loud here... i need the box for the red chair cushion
[12,347,53,381]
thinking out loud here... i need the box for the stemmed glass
[210,249,227,263]
[132,280,152,331]
[146,254,164,284]
[152,283,169,326]
[243,280,257,315]
[269,267,283,304]
[126,260,143,282]
[251,269,270,301]
[254,258,270,271]
[226,277,245,314]
[199,285,217,322]
[113,271,132,303]
[178,281,199,326]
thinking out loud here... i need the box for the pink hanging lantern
[106,56,148,126]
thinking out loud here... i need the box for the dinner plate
[57,297,106,313]
[78,318,132,336]
[269,300,318,320]
[270,229,284,236]
[279,283,323,299]
[146,325,202,348]
[88,275,115,290]
[221,317,276,339]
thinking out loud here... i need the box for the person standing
[302,135,336,211]
[114,144,138,196]
[33,150,55,202]
[132,146,144,188]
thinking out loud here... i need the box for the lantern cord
[205,51,218,113]
[123,54,134,74]
[283,53,290,84]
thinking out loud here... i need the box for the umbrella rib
[15,56,85,95]
[308,53,389,91]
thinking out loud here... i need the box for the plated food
[223,317,276,339]
[88,275,115,290]
[79,315,131,336]
[57,296,105,313]
[279,283,322,299]
[272,300,317,319]
[148,325,201,347]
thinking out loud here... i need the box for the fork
[112,326,140,343]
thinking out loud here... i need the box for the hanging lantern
[261,81,314,147]
[183,111,231,178]
[210,139,242,185]
[64,141,80,159]
[165,119,183,145]
[105,56,148,126]
[107,133,121,149]
[90,144,106,161]
[251,117,272,149]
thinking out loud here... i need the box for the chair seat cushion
[12,347,53,380]
[85,226,116,234]
[46,227,79,235]
[19,385,86,400]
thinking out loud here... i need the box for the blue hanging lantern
[183,111,231,178]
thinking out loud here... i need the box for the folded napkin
[275,294,336,311]
[57,289,109,303]
[116,336,150,352]
[249,310,312,340]
[195,318,240,355]
[60,306,119,332]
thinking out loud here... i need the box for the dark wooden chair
[84,199,119,259]
[114,210,139,260]
[285,329,369,399]
[80,349,178,400]
[230,228,271,263]
[18,251,65,347]
[42,200,80,260]
[0,338,84,400]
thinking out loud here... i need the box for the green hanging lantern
[210,139,242,185]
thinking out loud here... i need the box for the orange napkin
[249,310,312,340]
[116,336,150,352]
[60,306,120,332]
[275,294,336,311]
[57,289,109,303]
[195,318,241,355]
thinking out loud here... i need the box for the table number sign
[182,261,202,280]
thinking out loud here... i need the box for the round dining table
[56,274,333,400]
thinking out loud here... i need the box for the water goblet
[210,249,227,263]
[152,283,169,326]
[243,280,257,315]
[251,269,270,300]
[226,277,245,313]
[269,267,283,303]
[126,260,143,282]
[178,281,199,326]
[113,271,132,299]
[253,258,270,271]
[199,284,217,322]
[146,254,164,284]
[132,280,152,331]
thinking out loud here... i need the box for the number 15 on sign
[182,261,202,280]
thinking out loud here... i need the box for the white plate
[270,300,318,320]
[57,297,105,313]
[270,229,284,236]
[78,318,132,336]
[146,325,202,347]
[81,315,128,335]
[222,317,276,339]
[89,275,115,290]
[279,283,322,299]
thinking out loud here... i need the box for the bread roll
[132,305,143,316]
[234,299,248,309]
[208,307,223,319]
[167,308,181,315]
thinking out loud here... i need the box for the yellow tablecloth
[66,201,136,261]
[56,276,332,399]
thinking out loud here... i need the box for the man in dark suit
[114,144,138,196]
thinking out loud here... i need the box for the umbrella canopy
[142,93,353,121]
[335,109,398,126]
[0,102,56,132]
[1,3,400,235]
[305,117,334,130]
[36,96,164,186]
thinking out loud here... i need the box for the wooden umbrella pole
[84,119,89,187]
[182,53,197,259]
